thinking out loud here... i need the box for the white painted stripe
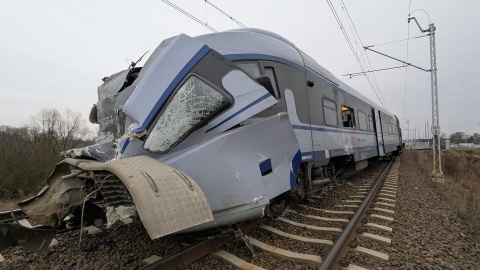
[341,200,363,203]
[342,264,368,270]
[373,207,395,214]
[258,224,333,245]
[366,222,392,232]
[376,202,395,208]
[377,197,395,203]
[210,250,266,270]
[277,217,342,232]
[297,204,354,215]
[360,232,391,244]
[334,204,359,208]
[289,211,349,223]
[378,193,396,198]
[370,214,394,222]
[249,238,322,267]
[353,246,389,261]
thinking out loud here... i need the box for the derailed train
[16,29,402,241]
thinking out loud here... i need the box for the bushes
[0,108,94,200]
[414,149,480,241]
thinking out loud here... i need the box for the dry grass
[0,198,18,212]
[414,149,480,242]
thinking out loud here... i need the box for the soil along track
[388,150,480,269]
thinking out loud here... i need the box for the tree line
[0,108,94,199]
[448,132,480,144]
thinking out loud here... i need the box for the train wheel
[266,198,286,217]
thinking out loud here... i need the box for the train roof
[193,28,393,117]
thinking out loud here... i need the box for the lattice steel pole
[428,23,444,183]
[408,17,444,183]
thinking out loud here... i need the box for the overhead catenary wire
[340,0,388,110]
[204,0,247,28]
[161,0,218,33]
[365,34,429,48]
[403,0,413,120]
[326,0,387,109]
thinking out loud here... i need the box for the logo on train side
[302,155,313,161]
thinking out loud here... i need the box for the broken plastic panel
[144,76,229,152]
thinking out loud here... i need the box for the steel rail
[319,157,395,270]
[138,218,265,270]
[0,209,27,224]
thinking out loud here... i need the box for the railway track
[0,209,27,224]
[138,157,399,270]
[0,158,398,269]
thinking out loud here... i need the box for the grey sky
[1,0,479,137]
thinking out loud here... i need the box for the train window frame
[368,115,374,131]
[263,66,281,99]
[357,111,368,131]
[341,105,355,129]
[143,74,232,153]
[323,97,338,127]
[236,62,262,79]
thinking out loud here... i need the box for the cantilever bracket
[363,47,431,73]
[408,17,430,33]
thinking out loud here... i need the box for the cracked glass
[144,76,228,152]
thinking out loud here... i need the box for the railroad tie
[210,250,266,270]
[249,237,323,268]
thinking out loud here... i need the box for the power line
[340,0,388,110]
[403,0,412,119]
[341,0,387,109]
[365,34,429,48]
[327,0,387,109]
[161,0,218,33]
[344,65,406,78]
[204,0,247,28]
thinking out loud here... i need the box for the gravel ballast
[386,151,480,269]
[1,154,479,269]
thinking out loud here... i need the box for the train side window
[388,123,392,134]
[264,67,280,99]
[323,98,338,126]
[237,62,261,78]
[341,105,355,128]
[368,115,374,131]
[357,111,368,130]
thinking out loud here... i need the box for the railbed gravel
[2,154,479,269]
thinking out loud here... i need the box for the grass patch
[413,149,480,242]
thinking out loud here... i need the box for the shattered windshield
[144,76,228,152]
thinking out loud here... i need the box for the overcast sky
[1,0,479,137]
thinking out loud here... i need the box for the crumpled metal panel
[20,156,213,239]
[17,164,87,226]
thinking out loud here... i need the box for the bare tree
[28,108,93,157]
[0,108,94,199]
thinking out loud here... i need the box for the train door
[373,108,385,156]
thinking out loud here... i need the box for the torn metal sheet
[105,205,136,227]
[17,163,87,227]
[63,141,117,161]
[19,156,213,240]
